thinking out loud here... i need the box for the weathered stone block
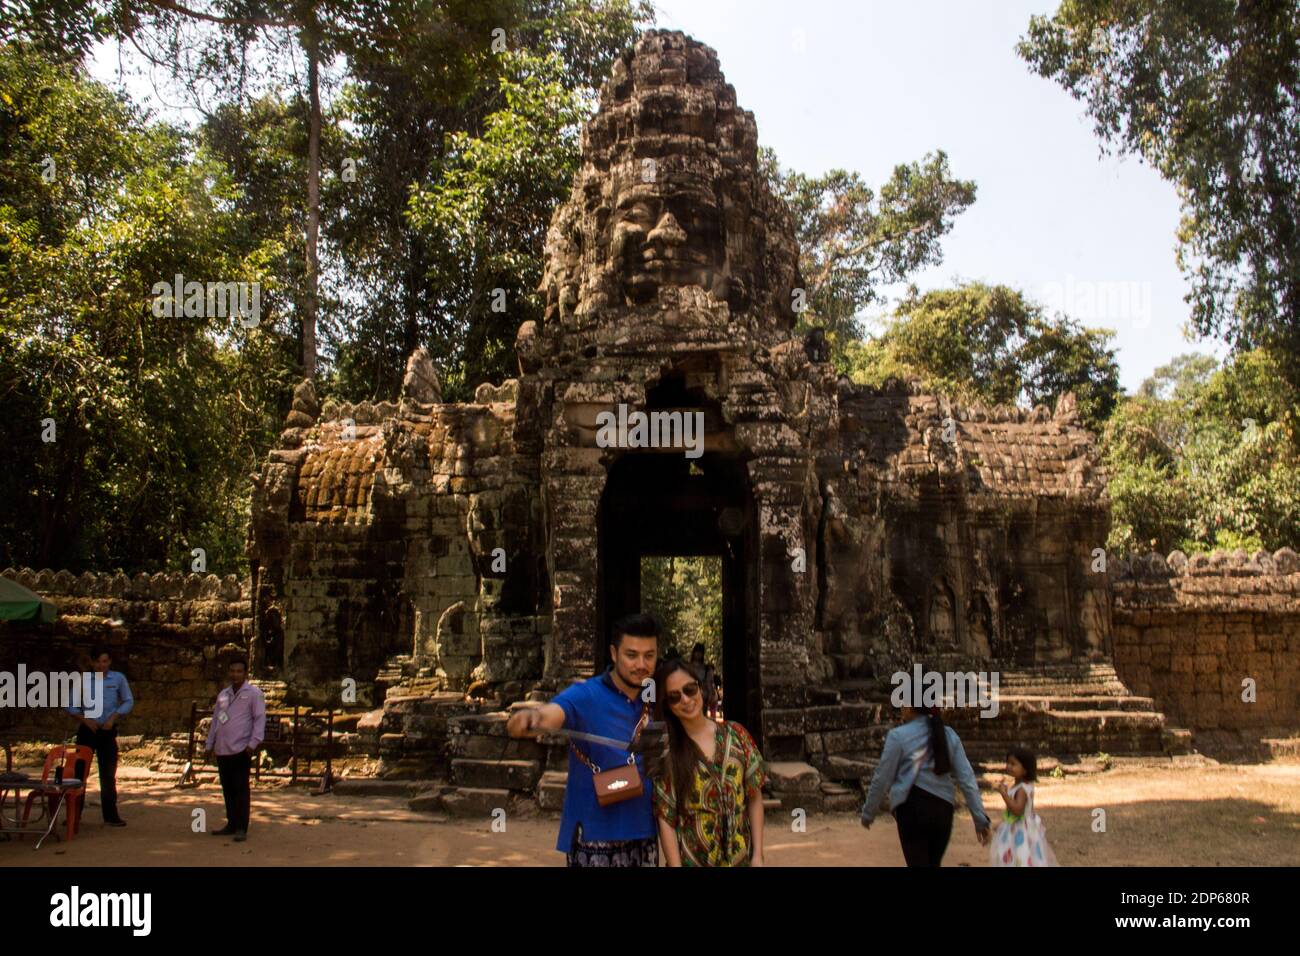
[441,787,511,818]
[767,761,821,793]
[537,771,567,811]
[451,758,541,790]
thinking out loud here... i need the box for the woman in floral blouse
[652,657,766,866]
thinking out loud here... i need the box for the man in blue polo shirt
[507,613,660,867]
[66,645,133,827]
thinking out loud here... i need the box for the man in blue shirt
[508,613,660,866]
[66,645,133,827]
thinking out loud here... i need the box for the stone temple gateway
[244,31,1187,793]
[5,31,1295,808]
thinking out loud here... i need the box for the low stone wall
[0,568,253,737]
[1112,549,1300,734]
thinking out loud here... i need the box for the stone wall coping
[1,567,250,602]
[1112,548,1300,582]
[842,381,1081,425]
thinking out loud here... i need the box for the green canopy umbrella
[0,576,57,623]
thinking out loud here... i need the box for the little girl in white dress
[991,748,1058,867]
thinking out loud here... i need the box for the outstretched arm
[506,702,566,737]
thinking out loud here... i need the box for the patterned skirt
[566,826,659,868]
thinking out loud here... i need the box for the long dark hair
[922,706,951,775]
[653,657,708,815]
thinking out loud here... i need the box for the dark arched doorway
[596,449,758,736]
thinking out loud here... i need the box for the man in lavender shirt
[204,658,266,842]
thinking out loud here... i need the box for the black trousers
[893,785,954,867]
[216,752,252,832]
[73,725,120,822]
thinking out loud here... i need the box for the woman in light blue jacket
[860,705,991,866]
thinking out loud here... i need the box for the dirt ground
[3,760,1297,866]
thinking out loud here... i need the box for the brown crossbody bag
[570,703,651,807]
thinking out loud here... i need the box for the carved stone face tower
[515,30,838,734]
[248,29,1116,768]
[531,30,802,339]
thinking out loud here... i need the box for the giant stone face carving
[609,176,727,306]
[536,30,799,337]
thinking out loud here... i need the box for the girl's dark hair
[1008,748,1038,782]
[653,658,708,815]
[926,707,952,775]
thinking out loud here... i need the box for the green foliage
[762,148,976,358]
[313,0,542,402]
[0,44,293,572]
[640,556,722,664]
[1102,349,1300,553]
[0,0,117,63]
[0,1,648,572]
[404,49,590,399]
[328,0,649,402]
[845,282,1121,432]
[1019,1,1300,389]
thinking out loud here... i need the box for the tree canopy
[2,2,1296,580]
[844,282,1122,433]
[1102,348,1300,554]
[1019,0,1300,389]
[762,148,977,362]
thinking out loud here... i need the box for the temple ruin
[4,31,1297,810]
[248,31,1111,707]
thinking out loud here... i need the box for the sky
[652,0,1228,392]
[87,0,1227,394]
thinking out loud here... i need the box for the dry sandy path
[3,762,1297,867]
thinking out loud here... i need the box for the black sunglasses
[666,682,701,705]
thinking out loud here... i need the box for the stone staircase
[357,662,1194,816]
[398,709,570,816]
[821,663,1191,778]
[374,654,443,703]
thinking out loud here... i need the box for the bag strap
[570,740,602,774]
[570,699,651,775]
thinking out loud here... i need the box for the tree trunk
[303,16,321,379]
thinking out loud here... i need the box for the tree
[88,0,528,380]
[1019,1,1300,389]
[404,49,590,398]
[761,148,976,359]
[1102,349,1300,553]
[336,0,649,401]
[0,44,293,571]
[0,0,116,62]
[1018,312,1122,429]
[0,1,650,572]
[845,282,1121,432]
[640,555,722,663]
